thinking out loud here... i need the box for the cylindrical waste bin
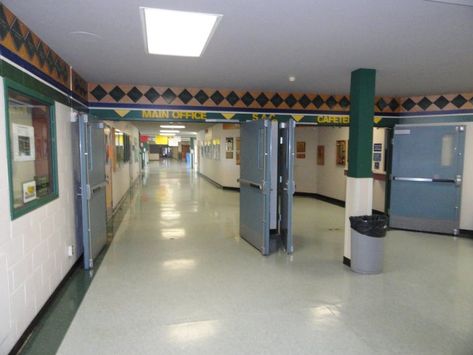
[350,215,387,274]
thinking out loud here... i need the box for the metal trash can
[350,215,387,274]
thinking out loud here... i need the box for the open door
[278,120,295,253]
[239,120,272,255]
[390,125,465,235]
[77,114,107,269]
[104,125,113,219]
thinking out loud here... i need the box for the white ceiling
[3,0,473,96]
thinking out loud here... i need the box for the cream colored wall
[295,126,387,212]
[0,80,78,354]
[316,127,349,202]
[294,126,318,193]
[197,124,240,188]
[104,121,140,209]
[372,128,387,212]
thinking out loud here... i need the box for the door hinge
[86,184,92,200]
[455,175,462,187]
[89,258,94,268]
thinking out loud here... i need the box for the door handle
[238,178,263,191]
[91,182,107,194]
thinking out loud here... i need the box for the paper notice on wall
[12,124,35,161]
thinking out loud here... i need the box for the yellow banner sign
[142,111,207,120]
[316,115,350,125]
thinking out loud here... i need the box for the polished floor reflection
[58,160,473,354]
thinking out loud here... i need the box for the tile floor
[57,160,473,354]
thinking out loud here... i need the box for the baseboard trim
[197,173,239,191]
[343,256,351,267]
[222,186,240,191]
[294,192,346,207]
[294,192,385,215]
[460,229,473,238]
[9,257,83,355]
[110,177,140,218]
[198,173,224,189]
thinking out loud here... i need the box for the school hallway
[53,161,473,355]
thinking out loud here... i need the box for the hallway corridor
[56,161,473,355]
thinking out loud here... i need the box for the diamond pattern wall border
[88,83,375,112]
[88,83,473,114]
[0,4,70,88]
[399,94,473,113]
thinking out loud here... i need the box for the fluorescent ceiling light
[142,7,222,57]
[161,125,185,129]
[160,133,176,136]
[425,0,473,6]
[160,130,180,133]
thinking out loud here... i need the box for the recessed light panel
[161,125,186,129]
[142,7,222,57]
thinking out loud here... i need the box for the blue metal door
[239,120,272,255]
[77,114,107,269]
[390,125,465,235]
[278,120,295,253]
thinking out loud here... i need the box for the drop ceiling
[132,122,214,137]
[3,0,473,96]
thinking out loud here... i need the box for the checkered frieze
[0,4,70,88]
[399,94,473,113]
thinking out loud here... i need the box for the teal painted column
[344,68,376,264]
[348,68,376,178]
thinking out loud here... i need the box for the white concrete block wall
[0,76,79,353]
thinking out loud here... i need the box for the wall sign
[22,180,37,203]
[296,141,306,159]
[336,140,347,166]
[12,124,36,161]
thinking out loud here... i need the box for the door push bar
[392,176,462,186]
[238,178,264,191]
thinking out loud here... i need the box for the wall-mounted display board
[317,145,325,165]
[5,80,58,219]
[296,141,306,159]
[372,142,384,171]
[336,140,347,166]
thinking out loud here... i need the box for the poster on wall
[22,180,37,203]
[336,140,347,166]
[226,137,234,159]
[296,141,306,159]
[12,124,35,161]
[317,145,325,165]
[226,137,234,153]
